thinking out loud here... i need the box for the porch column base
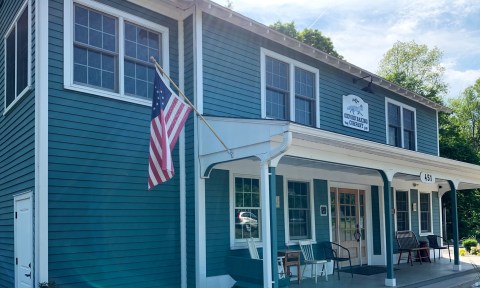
[385,278,396,287]
[453,264,462,271]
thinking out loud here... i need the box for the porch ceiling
[199,116,480,191]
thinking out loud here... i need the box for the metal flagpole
[150,56,233,158]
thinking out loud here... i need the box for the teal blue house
[2,0,480,287]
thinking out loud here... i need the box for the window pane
[75,24,88,44]
[6,29,16,106]
[75,6,88,26]
[17,9,28,95]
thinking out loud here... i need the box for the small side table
[278,250,301,284]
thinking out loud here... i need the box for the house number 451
[420,172,435,183]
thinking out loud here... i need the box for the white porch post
[261,161,273,288]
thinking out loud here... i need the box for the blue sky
[213,0,480,100]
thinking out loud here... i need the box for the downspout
[259,131,292,288]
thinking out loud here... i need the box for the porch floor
[288,251,480,288]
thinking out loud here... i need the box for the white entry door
[15,192,33,288]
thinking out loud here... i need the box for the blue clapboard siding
[183,14,197,288]
[313,179,330,243]
[0,1,36,287]
[371,186,382,255]
[313,179,331,258]
[201,13,439,155]
[205,169,230,276]
[202,13,261,118]
[48,1,182,287]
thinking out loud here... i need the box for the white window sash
[64,0,169,106]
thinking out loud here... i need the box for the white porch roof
[199,116,480,191]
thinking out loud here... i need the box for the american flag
[148,69,191,190]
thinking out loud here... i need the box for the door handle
[25,272,31,278]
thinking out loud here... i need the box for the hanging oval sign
[420,172,435,183]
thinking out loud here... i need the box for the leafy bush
[462,238,478,253]
[460,248,466,256]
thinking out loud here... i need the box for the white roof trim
[199,116,480,189]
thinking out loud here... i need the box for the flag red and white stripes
[148,69,191,190]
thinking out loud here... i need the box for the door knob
[25,272,31,278]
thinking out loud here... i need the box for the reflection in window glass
[234,177,261,240]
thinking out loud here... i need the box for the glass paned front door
[330,187,367,266]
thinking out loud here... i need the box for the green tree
[448,79,480,152]
[441,79,480,240]
[269,21,343,59]
[377,40,448,103]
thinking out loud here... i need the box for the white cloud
[444,69,480,99]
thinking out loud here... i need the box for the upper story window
[65,0,169,106]
[232,176,261,243]
[4,1,31,113]
[262,48,319,127]
[386,99,416,150]
[286,180,312,242]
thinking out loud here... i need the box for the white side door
[14,192,33,288]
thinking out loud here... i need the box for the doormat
[342,265,399,276]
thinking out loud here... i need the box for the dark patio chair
[426,235,451,262]
[320,241,353,280]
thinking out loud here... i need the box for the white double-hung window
[386,99,416,151]
[419,192,432,234]
[261,48,319,127]
[284,180,314,243]
[231,176,261,247]
[64,0,169,105]
[4,1,31,113]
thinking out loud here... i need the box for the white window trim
[418,191,433,236]
[230,173,262,249]
[283,178,316,245]
[3,0,32,115]
[385,98,417,151]
[393,189,411,232]
[260,48,320,128]
[63,0,170,106]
